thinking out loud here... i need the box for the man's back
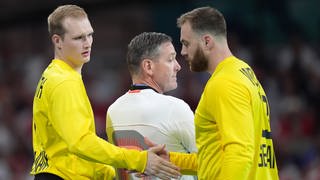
[107,88,197,179]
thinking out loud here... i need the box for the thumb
[148,144,170,161]
[148,144,165,153]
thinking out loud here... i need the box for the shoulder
[45,62,78,82]
[107,93,128,110]
[205,72,252,102]
[160,94,194,117]
[208,57,254,90]
[163,94,191,108]
[41,63,82,97]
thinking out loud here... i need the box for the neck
[55,54,83,74]
[132,77,163,94]
[208,43,233,74]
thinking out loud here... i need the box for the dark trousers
[34,173,64,180]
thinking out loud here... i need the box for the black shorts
[34,173,64,180]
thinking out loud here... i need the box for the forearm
[70,132,147,173]
[169,152,197,175]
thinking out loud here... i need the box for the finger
[156,169,182,180]
[134,173,147,178]
[148,144,165,152]
[154,172,171,180]
[145,150,180,179]
[149,144,168,156]
[155,169,179,180]
[158,158,181,177]
[160,158,180,171]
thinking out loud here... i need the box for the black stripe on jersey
[262,129,272,139]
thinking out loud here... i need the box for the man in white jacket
[106,32,197,180]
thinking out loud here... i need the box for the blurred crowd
[0,1,320,179]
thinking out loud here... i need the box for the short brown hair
[177,6,227,37]
[127,32,172,75]
[48,4,88,37]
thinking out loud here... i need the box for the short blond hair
[48,4,88,37]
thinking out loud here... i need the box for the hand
[144,144,180,180]
[144,137,169,160]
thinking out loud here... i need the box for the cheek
[167,66,175,79]
[64,42,77,51]
[156,67,169,80]
[190,48,197,56]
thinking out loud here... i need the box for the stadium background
[0,0,319,179]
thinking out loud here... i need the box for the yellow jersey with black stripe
[170,56,279,179]
[31,59,147,179]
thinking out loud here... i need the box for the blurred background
[0,0,320,179]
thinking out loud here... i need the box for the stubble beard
[188,46,208,72]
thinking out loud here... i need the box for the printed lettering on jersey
[240,67,276,169]
[259,92,270,118]
[32,150,49,172]
[35,76,47,99]
[240,67,270,119]
[239,67,259,87]
[259,129,275,169]
[258,142,276,169]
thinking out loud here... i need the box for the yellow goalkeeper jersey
[171,56,278,179]
[31,59,147,179]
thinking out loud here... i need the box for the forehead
[62,17,93,35]
[158,42,176,56]
[180,22,193,40]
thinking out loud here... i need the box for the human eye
[87,32,94,38]
[73,35,83,40]
[181,40,189,47]
[168,54,176,62]
[170,58,177,63]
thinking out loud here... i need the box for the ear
[52,34,62,50]
[202,34,214,50]
[141,59,154,76]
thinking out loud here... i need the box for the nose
[180,46,187,57]
[83,36,92,49]
[175,60,181,72]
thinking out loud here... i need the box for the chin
[171,84,178,91]
[83,58,91,63]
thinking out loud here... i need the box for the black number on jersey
[260,93,270,117]
[35,76,47,99]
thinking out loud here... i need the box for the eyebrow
[180,39,188,44]
[169,51,176,56]
[72,31,94,39]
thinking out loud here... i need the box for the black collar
[130,84,159,93]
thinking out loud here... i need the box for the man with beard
[166,6,279,179]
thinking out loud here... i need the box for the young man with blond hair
[31,5,180,180]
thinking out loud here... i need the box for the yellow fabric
[169,56,279,180]
[195,56,278,179]
[31,59,147,179]
[169,152,197,175]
